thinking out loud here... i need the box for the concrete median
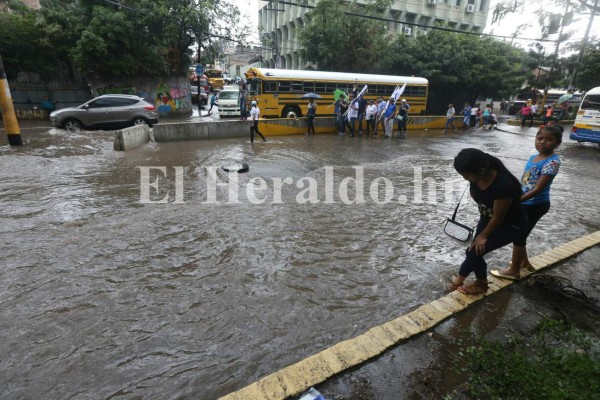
[153,120,250,142]
[113,124,150,151]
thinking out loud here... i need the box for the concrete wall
[90,76,192,118]
[154,120,251,142]
[113,124,150,151]
[8,82,92,118]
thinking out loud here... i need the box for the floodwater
[0,124,599,399]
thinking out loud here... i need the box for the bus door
[571,89,600,144]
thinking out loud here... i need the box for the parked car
[49,94,158,131]
[199,87,208,105]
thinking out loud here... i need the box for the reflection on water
[0,126,598,399]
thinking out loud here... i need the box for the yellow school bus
[244,67,428,118]
[205,68,225,91]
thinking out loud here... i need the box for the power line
[266,0,563,43]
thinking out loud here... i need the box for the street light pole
[0,52,23,146]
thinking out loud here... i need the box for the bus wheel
[282,106,301,119]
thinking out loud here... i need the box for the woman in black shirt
[452,148,528,294]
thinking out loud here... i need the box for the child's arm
[520,175,553,202]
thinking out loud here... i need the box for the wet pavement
[0,122,599,399]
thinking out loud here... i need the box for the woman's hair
[539,124,564,142]
[454,148,521,191]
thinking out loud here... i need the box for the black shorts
[514,202,551,246]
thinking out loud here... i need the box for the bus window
[291,81,303,92]
[303,82,315,92]
[315,82,326,93]
[265,82,278,93]
[581,95,600,110]
[279,81,290,92]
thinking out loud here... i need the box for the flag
[391,83,406,102]
[333,89,346,101]
[378,83,406,120]
[351,85,368,106]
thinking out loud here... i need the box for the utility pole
[567,0,598,90]
[0,52,22,146]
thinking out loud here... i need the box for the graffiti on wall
[155,83,191,115]
[97,85,136,95]
[93,78,192,116]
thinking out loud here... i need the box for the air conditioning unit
[466,4,475,12]
[404,27,412,36]
[427,0,436,6]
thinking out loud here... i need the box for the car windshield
[219,91,238,100]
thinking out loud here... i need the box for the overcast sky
[240,0,599,51]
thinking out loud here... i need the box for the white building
[258,0,490,69]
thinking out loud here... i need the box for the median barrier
[113,124,150,151]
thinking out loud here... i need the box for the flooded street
[1,124,599,399]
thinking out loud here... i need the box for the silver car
[50,94,159,131]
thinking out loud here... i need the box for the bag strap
[451,185,470,221]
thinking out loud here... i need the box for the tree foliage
[299,2,530,113]
[0,0,247,79]
[391,31,529,112]
[572,41,600,90]
[298,0,393,73]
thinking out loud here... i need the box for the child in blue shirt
[491,124,563,280]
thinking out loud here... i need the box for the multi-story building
[258,0,490,69]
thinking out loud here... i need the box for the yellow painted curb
[219,231,600,400]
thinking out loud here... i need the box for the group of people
[333,90,410,138]
[453,103,498,132]
[450,124,563,294]
[518,101,566,127]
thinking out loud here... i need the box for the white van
[571,86,600,144]
[217,86,240,117]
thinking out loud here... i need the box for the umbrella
[556,93,573,104]
[302,92,321,99]
[333,89,346,101]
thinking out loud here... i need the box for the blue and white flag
[391,83,406,102]
[351,85,368,106]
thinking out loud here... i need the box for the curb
[220,231,600,400]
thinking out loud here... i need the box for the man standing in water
[249,101,267,142]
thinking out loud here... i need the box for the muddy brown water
[0,125,598,399]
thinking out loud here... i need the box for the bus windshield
[247,78,261,96]
[205,70,222,78]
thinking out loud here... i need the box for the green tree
[0,0,73,78]
[298,0,392,72]
[0,0,248,79]
[573,40,600,90]
[389,30,528,113]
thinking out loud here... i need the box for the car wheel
[133,117,149,126]
[63,119,83,132]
